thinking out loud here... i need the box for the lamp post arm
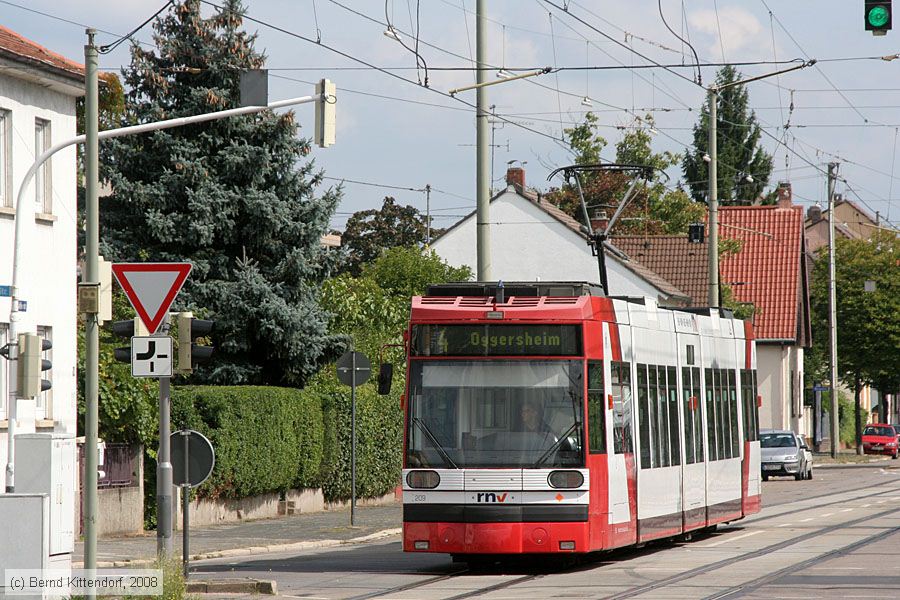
[9,93,319,319]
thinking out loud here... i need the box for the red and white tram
[400,281,761,556]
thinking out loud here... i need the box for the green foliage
[99,0,345,386]
[551,113,705,235]
[171,385,323,499]
[120,556,186,600]
[822,391,869,444]
[77,291,158,446]
[720,283,756,321]
[322,247,471,362]
[682,66,774,205]
[310,371,403,501]
[566,112,607,166]
[806,231,900,392]
[340,197,432,275]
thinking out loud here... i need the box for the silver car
[760,429,813,481]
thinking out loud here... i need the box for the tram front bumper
[403,520,590,554]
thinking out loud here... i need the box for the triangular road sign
[111,263,192,334]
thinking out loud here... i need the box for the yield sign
[111,263,192,334]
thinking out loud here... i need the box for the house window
[0,109,10,207]
[35,326,52,420]
[0,323,7,420]
[34,118,52,213]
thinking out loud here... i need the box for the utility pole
[475,0,491,281]
[827,162,840,459]
[83,29,100,596]
[425,184,431,246]
[158,355,173,556]
[705,60,815,308]
[707,87,719,306]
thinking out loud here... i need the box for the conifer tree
[100,0,345,386]
[682,66,774,205]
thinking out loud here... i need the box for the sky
[4,0,900,233]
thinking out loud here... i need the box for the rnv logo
[476,492,508,503]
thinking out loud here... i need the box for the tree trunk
[854,376,863,455]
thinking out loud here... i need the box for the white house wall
[431,192,666,298]
[0,70,79,488]
[757,344,805,434]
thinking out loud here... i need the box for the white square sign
[131,336,173,378]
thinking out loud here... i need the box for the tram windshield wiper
[412,417,459,469]
[532,421,579,468]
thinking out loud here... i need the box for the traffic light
[17,333,51,398]
[866,1,892,35]
[176,312,214,374]
[109,318,146,363]
[315,78,336,148]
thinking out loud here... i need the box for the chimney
[807,205,822,224]
[506,167,525,192]
[776,181,792,208]
[589,208,609,233]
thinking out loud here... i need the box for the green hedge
[169,373,402,503]
[172,386,324,499]
[310,373,403,501]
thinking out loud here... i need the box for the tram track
[602,500,900,599]
[343,569,469,600]
[349,477,900,600]
[702,522,900,600]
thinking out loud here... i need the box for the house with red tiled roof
[614,183,812,434]
[430,167,692,306]
[1,27,83,492]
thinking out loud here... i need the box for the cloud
[689,6,764,59]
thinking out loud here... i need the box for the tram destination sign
[411,324,582,356]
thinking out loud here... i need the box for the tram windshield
[406,360,584,469]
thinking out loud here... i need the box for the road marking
[819,512,833,517]
[841,508,854,512]
[861,504,871,507]
[799,517,814,522]
[698,530,763,547]
[777,523,792,527]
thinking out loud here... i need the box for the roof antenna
[495,280,505,304]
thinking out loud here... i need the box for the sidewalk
[813,450,893,467]
[73,503,403,567]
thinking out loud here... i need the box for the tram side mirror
[377,363,393,395]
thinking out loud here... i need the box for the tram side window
[705,368,717,461]
[728,370,739,456]
[740,370,750,442]
[693,367,703,461]
[751,370,760,440]
[715,368,728,460]
[667,366,680,466]
[656,366,670,467]
[637,363,651,469]
[682,366,695,464]
[588,361,606,454]
[649,365,661,467]
[611,361,634,455]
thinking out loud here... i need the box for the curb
[188,578,277,595]
[74,527,402,568]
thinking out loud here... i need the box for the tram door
[679,333,707,531]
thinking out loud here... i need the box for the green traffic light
[869,6,890,27]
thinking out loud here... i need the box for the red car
[861,424,899,459]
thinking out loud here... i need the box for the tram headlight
[548,470,584,489]
[407,470,441,489]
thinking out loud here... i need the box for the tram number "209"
[413,494,427,502]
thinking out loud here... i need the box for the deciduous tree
[340,197,431,275]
